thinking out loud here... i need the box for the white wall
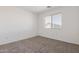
[38,7,79,45]
[0,6,79,45]
[0,7,37,45]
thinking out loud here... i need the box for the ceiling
[18,6,55,13]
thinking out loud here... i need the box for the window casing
[45,13,62,29]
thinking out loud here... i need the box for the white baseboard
[0,34,37,45]
[38,33,79,45]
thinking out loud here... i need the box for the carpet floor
[0,36,79,53]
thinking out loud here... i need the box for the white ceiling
[18,6,55,13]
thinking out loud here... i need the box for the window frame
[44,12,62,29]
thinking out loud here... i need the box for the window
[45,13,62,29]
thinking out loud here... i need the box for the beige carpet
[0,36,79,53]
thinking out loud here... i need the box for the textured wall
[38,7,79,45]
[0,7,37,45]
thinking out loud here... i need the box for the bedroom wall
[0,7,37,45]
[38,7,79,45]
